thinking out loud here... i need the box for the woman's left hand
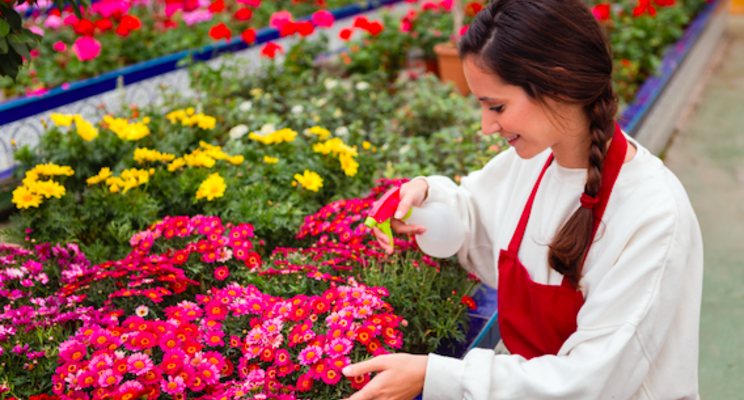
[341,354,429,400]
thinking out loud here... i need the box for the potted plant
[434,0,485,95]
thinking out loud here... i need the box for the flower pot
[434,41,470,96]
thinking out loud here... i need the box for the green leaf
[4,9,22,31]
[0,20,10,38]
[8,38,31,63]
[0,53,19,79]
[0,38,7,55]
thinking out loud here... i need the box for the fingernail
[394,210,403,219]
[342,366,351,376]
[418,229,425,234]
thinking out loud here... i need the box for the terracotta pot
[424,57,440,76]
[434,41,470,96]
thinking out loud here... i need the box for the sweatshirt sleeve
[410,148,520,288]
[422,175,702,400]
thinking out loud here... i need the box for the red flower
[632,0,657,17]
[349,373,371,390]
[592,3,611,21]
[73,19,96,36]
[296,20,314,37]
[214,266,229,281]
[95,18,114,33]
[115,15,141,37]
[461,295,477,310]
[279,21,297,37]
[209,22,232,41]
[208,0,225,13]
[234,7,253,21]
[652,0,675,6]
[464,1,483,17]
[339,27,354,41]
[365,20,383,36]
[241,28,257,44]
[352,16,369,30]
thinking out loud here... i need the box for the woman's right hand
[371,179,430,255]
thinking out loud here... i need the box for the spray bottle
[364,186,465,258]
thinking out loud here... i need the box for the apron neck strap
[507,122,629,266]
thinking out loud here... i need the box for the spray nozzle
[364,186,412,249]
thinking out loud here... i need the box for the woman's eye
[489,105,504,113]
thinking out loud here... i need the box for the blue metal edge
[618,0,723,134]
[0,0,404,125]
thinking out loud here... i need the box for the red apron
[497,123,628,360]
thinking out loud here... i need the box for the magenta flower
[182,9,213,26]
[160,375,186,395]
[327,337,353,357]
[29,26,45,37]
[72,36,102,61]
[128,353,154,375]
[312,10,335,28]
[298,345,323,365]
[269,10,293,30]
[92,0,131,18]
[98,369,122,387]
[214,266,229,281]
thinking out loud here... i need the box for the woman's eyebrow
[477,97,503,102]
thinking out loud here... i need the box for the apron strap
[506,122,629,280]
[507,153,555,254]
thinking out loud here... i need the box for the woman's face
[463,56,589,162]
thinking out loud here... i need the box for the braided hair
[459,0,618,288]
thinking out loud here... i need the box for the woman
[339,0,704,399]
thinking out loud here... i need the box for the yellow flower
[103,116,150,141]
[339,153,359,177]
[106,176,124,193]
[249,128,297,145]
[32,163,74,177]
[184,151,216,168]
[186,107,195,116]
[87,167,113,185]
[227,155,245,165]
[12,186,43,209]
[312,138,357,158]
[133,148,176,164]
[167,158,186,172]
[293,170,323,192]
[166,110,187,123]
[308,126,331,141]
[176,113,216,130]
[250,88,264,97]
[199,142,228,160]
[73,115,98,141]
[22,170,39,186]
[263,156,279,164]
[50,113,74,127]
[362,141,371,150]
[196,173,226,201]
[27,180,66,199]
[142,117,151,124]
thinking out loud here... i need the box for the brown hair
[459,0,618,288]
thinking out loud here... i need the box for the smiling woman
[352,0,703,398]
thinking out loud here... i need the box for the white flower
[135,305,149,317]
[355,81,370,91]
[291,105,304,115]
[229,124,249,140]
[399,145,411,154]
[335,126,349,136]
[260,123,276,136]
[324,79,338,90]
[239,101,253,112]
[333,108,343,118]
[316,98,328,107]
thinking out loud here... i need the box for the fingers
[391,220,425,235]
[342,355,390,377]
[372,227,393,255]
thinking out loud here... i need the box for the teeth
[504,134,519,141]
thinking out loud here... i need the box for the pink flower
[298,345,323,365]
[92,0,131,18]
[237,0,261,6]
[63,14,80,25]
[29,26,45,36]
[182,9,213,26]
[269,10,293,30]
[98,369,122,387]
[128,353,154,375]
[439,0,453,10]
[214,266,229,281]
[459,24,469,36]
[327,337,353,357]
[275,348,291,366]
[312,10,335,28]
[72,36,102,61]
[322,367,342,385]
[44,15,63,29]
[160,375,186,395]
[197,362,220,384]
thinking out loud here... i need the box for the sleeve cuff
[422,353,466,400]
[411,175,456,209]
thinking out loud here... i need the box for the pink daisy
[214,266,229,281]
[274,348,291,366]
[297,345,323,366]
[197,362,220,385]
[128,353,154,376]
[98,369,122,387]
[322,367,342,385]
[161,375,186,395]
[327,337,353,357]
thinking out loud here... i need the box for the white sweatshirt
[415,135,703,400]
